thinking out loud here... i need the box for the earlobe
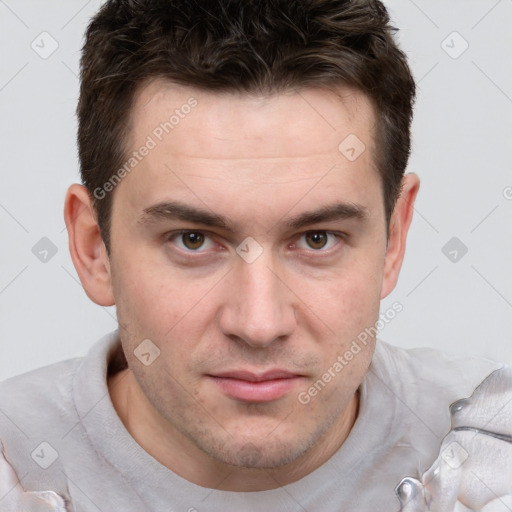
[380,173,420,299]
[64,184,115,306]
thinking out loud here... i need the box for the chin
[217,440,307,470]
[193,425,321,470]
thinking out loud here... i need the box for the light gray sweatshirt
[0,331,502,511]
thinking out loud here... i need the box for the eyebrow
[285,202,368,230]
[138,200,368,232]
[139,201,231,230]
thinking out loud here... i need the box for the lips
[207,370,304,402]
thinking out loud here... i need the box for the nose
[218,253,297,348]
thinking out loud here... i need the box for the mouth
[207,370,305,403]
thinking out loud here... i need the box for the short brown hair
[78,0,416,252]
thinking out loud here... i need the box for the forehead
[130,78,376,163]
[116,79,382,227]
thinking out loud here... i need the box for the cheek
[306,261,383,376]
[112,249,212,335]
[299,255,383,329]
[113,265,176,337]
[111,255,225,382]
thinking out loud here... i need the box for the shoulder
[369,340,506,444]
[373,340,504,401]
[0,332,121,497]
[0,356,81,391]
[0,356,85,496]
[0,330,121,434]
[0,357,83,438]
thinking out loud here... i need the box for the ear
[64,184,115,306]
[380,173,420,299]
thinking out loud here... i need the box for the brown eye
[182,232,205,250]
[305,231,328,250]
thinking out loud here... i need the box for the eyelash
[166,230,346,256]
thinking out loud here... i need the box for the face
[107,81,390,470]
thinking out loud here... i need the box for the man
[0,1,510,511]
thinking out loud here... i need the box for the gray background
[1,0,511,380]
